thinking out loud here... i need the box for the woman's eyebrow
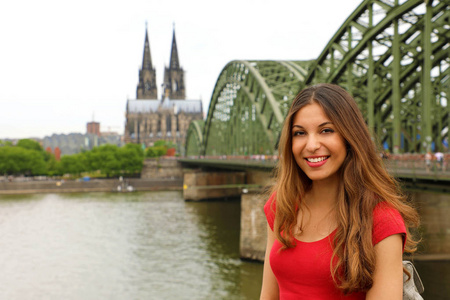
[292,121,332,129]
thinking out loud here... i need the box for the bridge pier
[239,189,450,262]
[240,189,267,261]
[183,170,247,201]
[414,191,450,254]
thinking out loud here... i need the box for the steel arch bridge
[186,0,449,157]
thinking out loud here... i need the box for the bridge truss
[186,0,449,156]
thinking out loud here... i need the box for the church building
[124,26,203,149]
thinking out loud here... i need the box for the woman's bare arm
[366,234,403,300]
[260,223,279,300]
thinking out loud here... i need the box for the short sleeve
[372,202,407,251]
[264,192,276,231]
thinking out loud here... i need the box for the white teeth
[306,157,327,163]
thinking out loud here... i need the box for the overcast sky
[0,0,362,139]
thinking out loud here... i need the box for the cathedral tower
[163,27,185,100]
[136,26,157,99]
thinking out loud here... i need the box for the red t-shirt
[264,193,406,300]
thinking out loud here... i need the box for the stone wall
[413,191,450,254]
[0,178,182,194]
[140,158,183,179]
[246,170,275,187]
[240,190,268,261]
[183,171,246,201]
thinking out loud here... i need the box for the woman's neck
[306,177,340,208]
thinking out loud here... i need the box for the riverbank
[0,178,183,194]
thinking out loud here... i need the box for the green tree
[60,153,87,176]
[80,144,144,177]
[46,155,62,176]
[146,146,167,157]
[0,146,46,175]
[88,145,121,177]
[119,145,144,175]
[0,140,13,147]
[42,143,145,178]
[146,140,174,158]
[17,139,43,152]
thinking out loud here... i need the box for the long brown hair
[270,83,420,293]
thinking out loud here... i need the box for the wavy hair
[270,83,420,293]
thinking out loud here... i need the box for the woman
[260,84,420,299]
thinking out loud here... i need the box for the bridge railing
[383,154,449,180]
[183,154,450,181]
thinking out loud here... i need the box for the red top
[264,193,406,300]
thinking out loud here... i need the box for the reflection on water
[0,192,262,300]
[0,191,447,299]
[185,199,263,299]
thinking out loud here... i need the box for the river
[0,191,447,299]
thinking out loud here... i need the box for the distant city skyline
[0,0,361,139]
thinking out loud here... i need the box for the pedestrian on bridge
[260,83,420,300]
[425,151,432,172]
[434,151,444,171]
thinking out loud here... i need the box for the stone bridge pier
[239,189,450,262]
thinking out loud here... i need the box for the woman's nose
[305,135,320,152]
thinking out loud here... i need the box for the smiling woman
[291,103,347,183]
[260,84,421,300]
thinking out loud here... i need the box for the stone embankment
[141,158,183,179]
[0,178,182,194]
[0,158,183,195]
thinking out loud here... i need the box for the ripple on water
[0,191,263,300]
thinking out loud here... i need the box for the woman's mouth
[305,156,329,167]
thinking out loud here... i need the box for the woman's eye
[322,128,334,134]
[293,131,305,136]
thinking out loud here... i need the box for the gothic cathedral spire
[163,25,185,100]
[169,26,180,69]
[137,24,157,99]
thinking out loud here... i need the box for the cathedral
[124,26,203,149]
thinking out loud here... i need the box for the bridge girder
[185,120,205,157]
[186,0,449,156]
[201,60,309,156]
[304,0,449,153]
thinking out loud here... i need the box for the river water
[0,191,447,299]
[0,191,262,300]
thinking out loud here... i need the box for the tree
[0,146,46,175]
[0,140,13,147]
[17,139,43,152]
[86,145,121,177]
[119,146,144,175]
[146,146,167,157]
[146,140,175,158]
[46,154,62,176]
[60,153,87,176]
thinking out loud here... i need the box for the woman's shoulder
[373,201,403,221]
[372,201,406,248]
[264,191,276,208]
[264,191,277,230]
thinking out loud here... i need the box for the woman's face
[291,102,347,183]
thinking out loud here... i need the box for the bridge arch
[185,120,204,157]
[186,0,448,156]
[304,0,449,153]
[201,60,309,156]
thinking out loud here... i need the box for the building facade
[42,131,123,156]
[124,26,203,149]
[86,121,100,136]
